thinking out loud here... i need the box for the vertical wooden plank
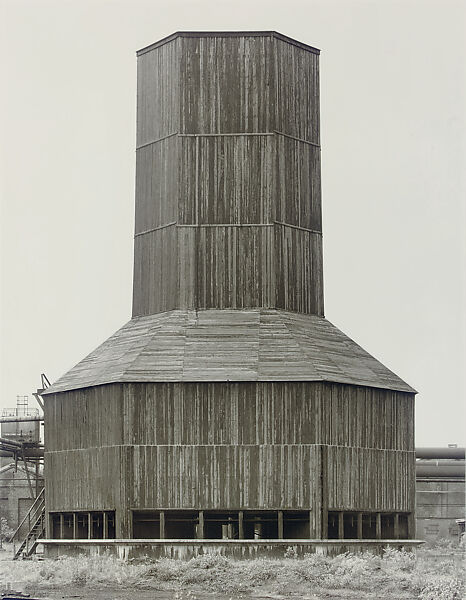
[394,513,399,540]
[73,513,78,540]
[320,445,328,539]
[59,514,64,540]
[87,512,92,539]
[407,512,415,540]
[357,512,363,539]
[238,511,244,539]
[376,513,382,540]
[278,510,283,539]
[160,511,165,539]
[103,512,109,539]
[338,512,344,539]
[198,510,204,539]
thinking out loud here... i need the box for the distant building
[416,447,465,543]
[0,397,43,531]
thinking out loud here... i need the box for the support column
[278,511,283,539]
[376,513,381,540]
[197,511,204,539]
[87,512,92,539]
[394,514,399,539]
[103,512,109,539]
[160,511,165,539]
[310,445,326,539]
[338,512,344,539]
[73,513,78,539]
[59,514,64,540]
[238,511,244,539]
[407,512,415,539]
[357,512,363,539]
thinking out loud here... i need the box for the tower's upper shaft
[132,31,323,317]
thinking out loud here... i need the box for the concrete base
[41,539,425,560]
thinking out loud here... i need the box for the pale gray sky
[1,0,465,446]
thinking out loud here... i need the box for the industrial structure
[38,31,418,557]
[416,447,465,543]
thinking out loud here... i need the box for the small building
[41,31,418,558]
[416,447,465,543]
[0,397,43,532]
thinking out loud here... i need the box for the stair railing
[11,487,45,556]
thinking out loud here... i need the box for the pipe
[0,415,43,423]
[416,447,465,460]
[0,449,44,458]
[0,436,22,447]
[416,464,465,478]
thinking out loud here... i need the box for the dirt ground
[0,544,463,600]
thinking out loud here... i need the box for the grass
[0,542,463,599]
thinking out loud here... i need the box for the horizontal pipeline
[0,415,43,423]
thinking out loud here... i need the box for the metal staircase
[11,488,45,560]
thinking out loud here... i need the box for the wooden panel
[190,225,275,309]
[44,382,413,452]
[132,225,178,316]
[124,444,317,509]
[273,38,320,143]
[276,135,322,231]
[179,35,275,134]
[274,224,324,315]
[326,446,415,512]
[45,447,123,512]
[179,135,275,224]
[121,382,413,450]
[320,384,415,452]
[44,385,124,452]
[135,136,178,233]
[137,37,180,146]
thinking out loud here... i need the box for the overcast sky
[1,0,465,447]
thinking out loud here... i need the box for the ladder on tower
[11,488,45,560]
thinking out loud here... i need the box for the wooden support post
[73,513,78,539]
[278,511,283,539]
[238,511,244,539]
[394,514,399,540]
[48,513,53,539]
[103,512,109,539]
[198,511,204,539]
[338,512,344,539]
[159,511,165,539]
[87,513,92,539]
[376,513,382,540]
[357,513,363,539]
[59,514,64,540]
[320,445,328,539]
[407,512,415,539]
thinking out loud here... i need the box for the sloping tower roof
[43,309,415,394]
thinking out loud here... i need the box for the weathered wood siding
[45,383,414,453]
[179,36,276,135]
[45,443,413,516]
[132,33,324,317]
[44,380,415,534]
[326,446,415,512]
[134,136,179,233]
[133,223,323,315]
[136,36,180,146]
